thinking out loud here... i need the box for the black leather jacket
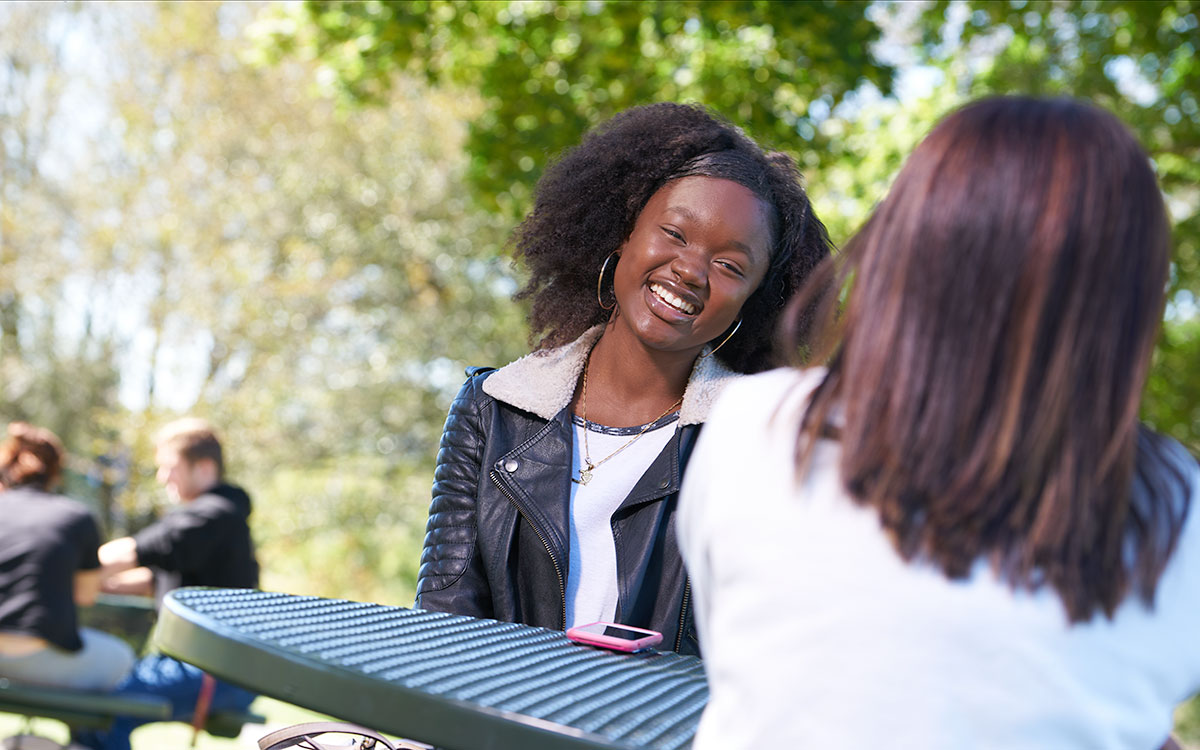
[416,328,737,656]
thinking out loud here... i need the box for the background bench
[0,594,265,745]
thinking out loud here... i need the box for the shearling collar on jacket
[482,324,740,426]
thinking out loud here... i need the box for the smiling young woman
[414,103,831,654]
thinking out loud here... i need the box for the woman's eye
[716,260,745,277]
[661,226,684,242]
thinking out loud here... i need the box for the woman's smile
[648,281,700,317]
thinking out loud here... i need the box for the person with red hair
[0,422,134,690]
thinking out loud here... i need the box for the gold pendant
[574,465,594,485]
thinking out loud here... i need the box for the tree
[257,0,893,216]
[0,2,532,605]
[94,2,530,603]
[0,2,129,521]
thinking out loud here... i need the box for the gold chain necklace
[572,359,684,486]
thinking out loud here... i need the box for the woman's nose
[670,249,707,287]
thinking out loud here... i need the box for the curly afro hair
[512,102,832,374]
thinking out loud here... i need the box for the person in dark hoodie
[75,418,258,750]
[99,418,258,599]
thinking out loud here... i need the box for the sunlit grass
[0,696,328,750]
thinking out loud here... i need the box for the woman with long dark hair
[679,97,1199,747]
[416,103,831,654]
[0,423,135,690]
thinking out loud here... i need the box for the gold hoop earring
[596,251,619,311]
[700,318,741,359]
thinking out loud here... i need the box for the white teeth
[650,283,697,315]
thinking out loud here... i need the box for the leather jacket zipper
[490,471,567,630]
[674,578,691,653]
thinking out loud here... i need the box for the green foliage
[254,456,430,605]
[257,0,893,216]
[107,2,527,470]
[0,4,131,527]
[1,2,530,603]
[1178,696,1200,748]
[92,2,530,598]
[1146,315,1200,448]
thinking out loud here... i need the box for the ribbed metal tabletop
[154,588,707,750]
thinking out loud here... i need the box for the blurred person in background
[98,417,258,601]
[74,418,258,750]
[679,96,1200,749]
[0,422,134,690]
[416,102,831,654]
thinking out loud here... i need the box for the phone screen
[601,626,646,640]
[575,622,646,640]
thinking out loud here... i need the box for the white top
[566,414,677,628]
[678,368,1200,750]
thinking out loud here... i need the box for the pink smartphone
[565,621,663,652]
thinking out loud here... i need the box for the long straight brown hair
[784,96,1192,623]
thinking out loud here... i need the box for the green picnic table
[152,588,708,750]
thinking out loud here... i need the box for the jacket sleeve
[415,371,495,618]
